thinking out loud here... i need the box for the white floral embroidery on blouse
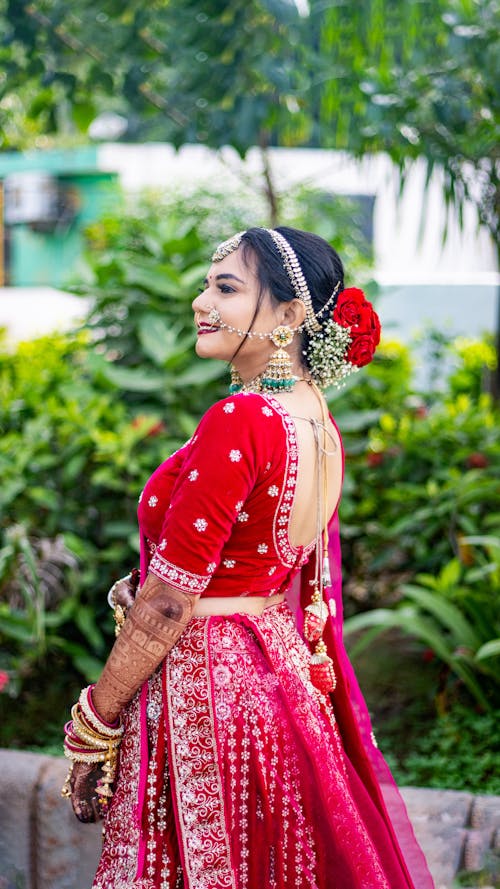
[235,501,243,513]
[267,485,279,497]
[223,559,236,568]
[159,539,167,551]
[268,566,276,575]
[188,469,199,481]
[262,406,273,417]
[207,562,217,574]
[229,449,242,462]
[257,543,268,554]
[148,495,158,507]
[237,512,249,523]
[223,402,235,413]
[193,518,208,532]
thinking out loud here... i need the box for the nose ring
[207,307,221,325]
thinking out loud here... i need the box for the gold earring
[261,325,296,392]
[229,366,244,394]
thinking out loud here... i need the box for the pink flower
[0,671,9,692]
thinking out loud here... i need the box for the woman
[62,227,434,889]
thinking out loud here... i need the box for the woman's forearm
[92,575,198,724]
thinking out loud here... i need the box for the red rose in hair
[346,334,377,367]
[334,288,381,367]
[334,288,366,328]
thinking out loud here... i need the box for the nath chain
[198,281,341,342]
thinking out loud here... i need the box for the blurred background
[0,2,499,883]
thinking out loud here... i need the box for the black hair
[236,226,344,370]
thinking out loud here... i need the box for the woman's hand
[69,761,104,823]
[112,570,139,611]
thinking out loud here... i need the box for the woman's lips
[197,325,219,335]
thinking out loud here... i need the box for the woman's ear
[281,298,307,330]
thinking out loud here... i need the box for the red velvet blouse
[137,392,315,598]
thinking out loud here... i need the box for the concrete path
[0,750,498,888]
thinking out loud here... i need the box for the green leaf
[73,653,105,682]
[0,615,34,642]
[138,314,179,366]
[400,585,482,651]
[174,360,225,387]
[99,363,167,393]
[29,487,59,510]
[439,558,462,590]
[74,606,105,653]
[333,409,382,432]
[475,639,500,661]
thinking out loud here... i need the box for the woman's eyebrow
[203,273,246,285]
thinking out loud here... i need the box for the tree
[1,0,445,153]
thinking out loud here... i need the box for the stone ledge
[0,750,498,889]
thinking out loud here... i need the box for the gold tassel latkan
[310,639,337,694]
[304,588,329,642]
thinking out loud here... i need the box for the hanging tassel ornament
[321,551,332,588]
[261,326,296,392]
[95,744,119,816]
[304,587,329,642]
[310,639,337,694]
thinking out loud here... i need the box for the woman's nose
[191,290,207,312]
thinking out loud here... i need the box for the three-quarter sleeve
[148,396,261,595]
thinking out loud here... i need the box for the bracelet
[61,686,124,810]
[78,685,123,737]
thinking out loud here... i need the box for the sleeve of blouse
[148,395,262,595]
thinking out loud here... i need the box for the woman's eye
[197,285,205,294]
[219,284,235,293]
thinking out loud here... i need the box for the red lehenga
[92,393,434,889]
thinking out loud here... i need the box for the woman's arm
[66,574,198,821]
[93,572,199,724]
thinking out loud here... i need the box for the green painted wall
[0,148,121,287]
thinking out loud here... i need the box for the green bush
[382,704,500,795]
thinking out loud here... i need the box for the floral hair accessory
[306,287,381,388]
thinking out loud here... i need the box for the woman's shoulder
[192,393,289,459]
[200,391,287,426]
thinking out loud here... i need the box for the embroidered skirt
[92,602,412,889]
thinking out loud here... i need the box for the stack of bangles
[61,684,124,815]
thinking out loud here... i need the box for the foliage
[0,0,444,153]
[344,552,500,707]
[353,0,500,248]
[382,703,500,795]
[336,369,499,589]
[0,330,177,742]
[2,0,497,260]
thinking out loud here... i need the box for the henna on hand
[93,574,198,724]
[110,568,140,611]
[70,761,104,824]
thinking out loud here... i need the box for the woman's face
[191,247,282,370]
